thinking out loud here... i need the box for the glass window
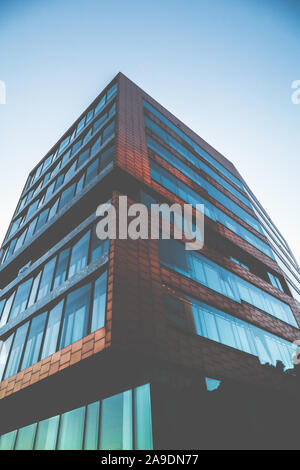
[44,181,56,204]
[76,117,85,136]
[24,217,38,243]
[71,139,82,157]
[58,183,76,212]
[93,114,107,134]
[90,230,109,263]
[134,384,153,450]
[91,271,107,333]
[75,174,85,195]
[0,292,16,327]
[48,198,59,220]
[84,401,100,450]
[64,161,77,184]
[37,257,56,301]
[14,229,27,253]
[68,231,90,280]
[53,248,70,289]
[27,271,42,308]
[78,148,90,168]
[0,430,17,450]
[41,301,64,360]
[26,200,39,221]
[34,415,59,450]
[4,322,29,379]
[84,159,99,186]
[10,277,33,321]
[35,207,50,233]
[0,298,6,323]
[0,334,14,381]
[100,145,114,170]
[102,121,115,143]
[91,136,101,157]
[57,406,85,450]
[21,312,47,370]
[94,96,106,116]
[83,128,92,146]
[86,109,94,125]
[100,390,133,450]
[60,283,91,349]
[55,173,65,192]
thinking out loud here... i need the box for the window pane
[102,121,115,143]
[100,390,133,450]
[84,159,99,186]
[58,407,85,450]
[37,257,56,301]
[27,271,42,308]
[48,198,59,220]
[78,148,90,168]
[35,208,50,233]
[91,271,107,333]
[84,401,100,450]
[68,231,90,280]
[15,423,37,450]
[4,322,29,379]
[0,430,17,450]
[0,292,16,327]
[64,161,77,184]
[41,301,64,360]
[53,248,70,289]
[90,229,109,263]
[58,183,76,212]
[60,283,91,349]
[0,334,14,381]
[100,145,114,170]
[10,277,33,320]
[34,415,59,450]
[21,312,47,370]
[135,384,153,450]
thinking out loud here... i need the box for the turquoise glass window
[91,271,107,333]
[135,384,153,450]
[15,423,37,450]
[84,401,100,450]
[100,390,133,450]
[57,407,85,450]
[34,415,59,450]
[40,301,64,360]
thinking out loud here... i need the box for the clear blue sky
[0,0,299,262]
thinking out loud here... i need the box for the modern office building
[0,73,299,450]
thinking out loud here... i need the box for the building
[0,73,299,450]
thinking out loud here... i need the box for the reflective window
[100,390,133,450]
[21,312,47,370]
[4,322,29,379]
[68,231,90,280]
[41,301,64,360]
[59,283,91,349]
[34,416,59,450]
[159,239,297,327]
[58,407,85,450]
[164,293,297,370]
[0,382,152,451]
[37,257,56,301]
[10,277,33,321]
[14,423,37,450]
[91,271,107,333]
[53,248,70,289]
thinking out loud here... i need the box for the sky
[0,0,299,263]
